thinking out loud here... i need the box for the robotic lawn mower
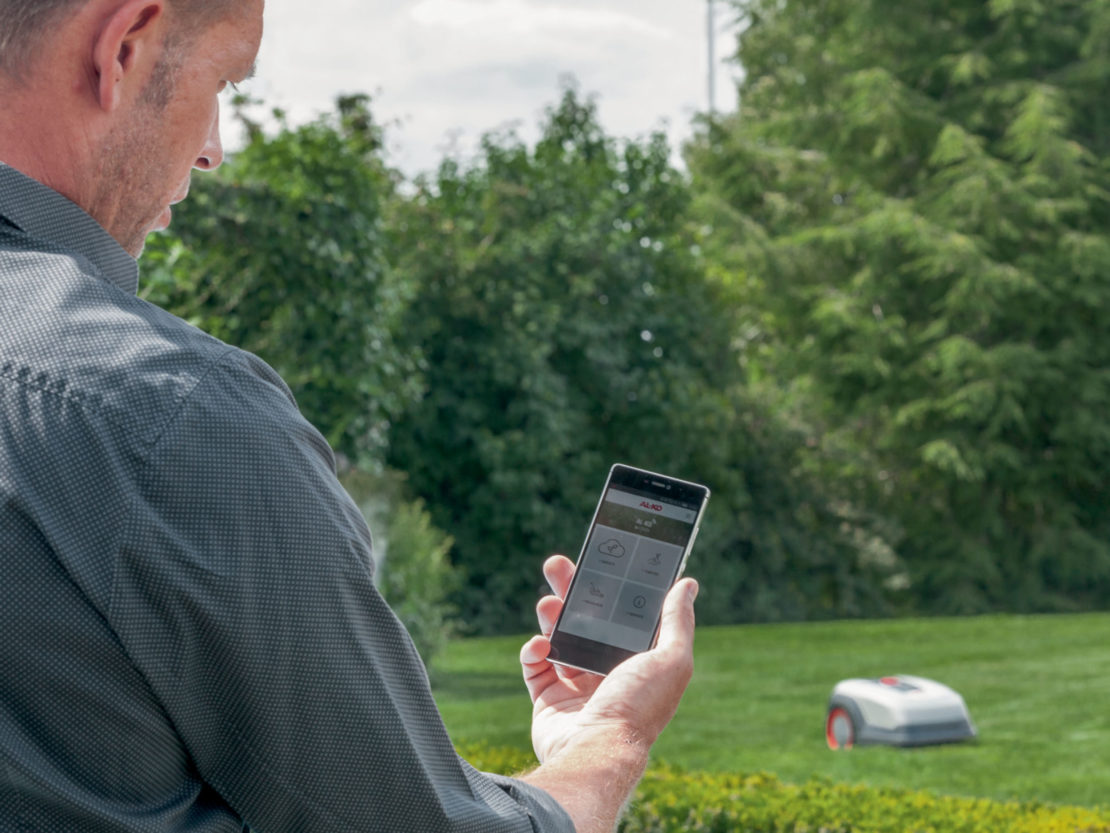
[826,675,977,749]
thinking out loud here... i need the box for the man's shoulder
[0,239,294,452]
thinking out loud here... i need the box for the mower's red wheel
[826,706,855,750]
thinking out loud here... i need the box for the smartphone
[547,464,710,676]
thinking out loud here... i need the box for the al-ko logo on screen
[640,500,664,512]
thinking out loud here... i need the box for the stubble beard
[90,50,182,258]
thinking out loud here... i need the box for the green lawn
[430,612,1110,808]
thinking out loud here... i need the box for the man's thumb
[656,577,698,653]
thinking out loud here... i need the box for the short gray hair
[0,0,237,82]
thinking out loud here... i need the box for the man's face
[93,0,264,257]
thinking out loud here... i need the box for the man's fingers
[521,633,551,666]
[655,577,698,656]
[520,634,557,703]
[521,557,578,706]
[536,594,563,636]
[542,554,575,599]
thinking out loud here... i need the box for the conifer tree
[691,0,1110,612]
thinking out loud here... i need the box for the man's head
[0,0,264,256]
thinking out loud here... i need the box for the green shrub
[624,768,1110,833]
[458,745,1110,833]
[377,497,459,663]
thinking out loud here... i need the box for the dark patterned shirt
[0,163,571,833]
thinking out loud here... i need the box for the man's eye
[220,81,241,95]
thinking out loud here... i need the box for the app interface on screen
[561,485,699,653]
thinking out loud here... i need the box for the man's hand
[516,555,698,832]
[519,554,698,763]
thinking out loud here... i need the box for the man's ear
[92,0,167,112]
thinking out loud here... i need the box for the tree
[387,87,886,633]
[690,0,1110,613]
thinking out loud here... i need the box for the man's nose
[195,106,224,171]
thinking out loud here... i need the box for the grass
[430,612,1110,808]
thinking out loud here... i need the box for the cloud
[410,0,672,40]
[248,0,736,175]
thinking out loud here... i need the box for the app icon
[598,539,626,558]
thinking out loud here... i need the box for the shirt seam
[140,343,242,453]
[0,361,134,436]
[0,340,236,449]
[0,754,36,833]
[107,342,249,619]
[208,722,366,833]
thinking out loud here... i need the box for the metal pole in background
[707,0,717,115]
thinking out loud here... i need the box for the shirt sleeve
[111,347,574,833]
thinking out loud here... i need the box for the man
[0,1,699,831]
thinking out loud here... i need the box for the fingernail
[688,580,700,602]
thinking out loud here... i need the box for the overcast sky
[241,0,741,177]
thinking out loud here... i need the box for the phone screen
[549,465,708,674]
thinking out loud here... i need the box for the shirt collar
[0,163,139,296]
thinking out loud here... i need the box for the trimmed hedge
[459,745,1110,832]
[623,768,1110,833]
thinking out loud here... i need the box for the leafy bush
[624,768,1110,833]
[458,745,1110,833]
[377,498,459,663]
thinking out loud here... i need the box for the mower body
[825,675,976,749]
